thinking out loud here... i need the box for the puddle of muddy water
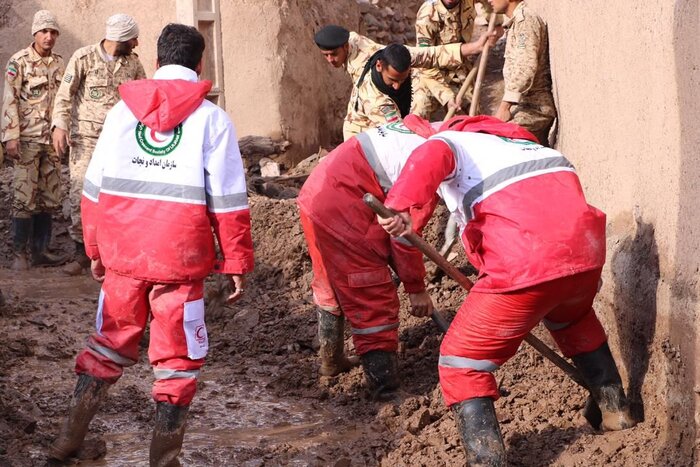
[0,268,100,301]
[43,369,367,465]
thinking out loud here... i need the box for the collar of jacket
[153,64,198,83]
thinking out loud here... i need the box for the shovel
[363,193,604,429]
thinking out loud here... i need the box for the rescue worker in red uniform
[379,115,636,465]
[297,116,441,396]
[48,24,254,465]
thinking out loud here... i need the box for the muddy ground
[0,173,671,466]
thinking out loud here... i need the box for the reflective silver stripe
[392,236,412,246]
[461,156,575,219]
[351,322,399,335]
[89,342,136,367]
[206,191,248,210]
[438,355,500,372]
[542,318,570,331]
[153,369,201,380]
[357,131,392,192]
[83,178,101,199]
[101,176,205,202]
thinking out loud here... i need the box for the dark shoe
[360,350,400,397]
[317,309,359,376]
[31,212,68,266]
[150,402,189,467]
[63,241,90,276]
[48,374,110,462]
[11,217,31,270]
[572,343,636,431]
[452,397,506,467]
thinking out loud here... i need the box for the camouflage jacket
[51,42,146,138]
[502,2,555,114]
[2,45,64,144]
[344,31,464,84]
[343,73,404,140]
[414,0,490,105]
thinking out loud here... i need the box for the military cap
[314,25,350,50]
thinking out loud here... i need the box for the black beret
[314,25,350,50]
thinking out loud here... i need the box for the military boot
[11,217,31,271]
[48,374,110,462]
[63,241,91,276]
[360,350,400,397]
[150,402,190,467]
[31,212,67,266]
[452,397,506,467]
[317,309,360,376]
[572,343,636,431]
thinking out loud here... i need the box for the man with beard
[314,25,497,140]
[344,44,415,140]
[51,13,146,275]
[2,10,65,270]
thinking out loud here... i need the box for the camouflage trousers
[68,136,98,243]
[411,70,473,120]
[510,103,556,148]
[12,141,63,218]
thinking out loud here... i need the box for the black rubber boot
[359,350,400,397]
[63,241,91,276]
[452,397,506,467]
[31,212,67,266]
[317,309,360,376]
[571,343,636,431]
[11,217,31,270]
[150,402,190,467]
[48,374,110,462]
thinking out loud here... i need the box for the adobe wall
[219,0,360,161]
[527,0,700,463]
[0,0,175,80]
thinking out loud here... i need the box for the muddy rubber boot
[11,217,31,271]
[317,309,360,376]
[360,350,400,397]
[48,374,110,462]
[452,397,506,467]
[572,343,636,431]
[63,241,90,276]
[150,402,190,467]
[31,212,68,266]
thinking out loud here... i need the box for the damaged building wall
[528,0,700,463]
[219,0,360,162]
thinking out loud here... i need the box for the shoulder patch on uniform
[6,61,18,80]
[517,32,527,49]
[417,38,432,47]
[63,73,73,83]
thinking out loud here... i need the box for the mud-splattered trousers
[11,142,62,217]
[76,271,207,405]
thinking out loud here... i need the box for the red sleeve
[385,139,456,213]
[208,209,255,275]
[81,196,100,260]
[388,193,440,293]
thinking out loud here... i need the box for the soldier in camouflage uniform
[1,10,65,270]
[490,0,556,146]
[51,13,146,275]
[314,25,493,139]
[413,0,500,118]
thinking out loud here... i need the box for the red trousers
[75,269,207,406]
[300,211,400,355]
[439,268,607,406]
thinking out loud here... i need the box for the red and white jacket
[297,118,439,293]
[81,65,254,282]
[385,116,606,293]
